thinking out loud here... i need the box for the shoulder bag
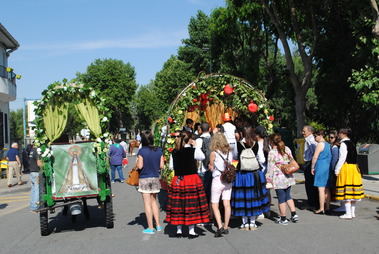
[216,151,236,184]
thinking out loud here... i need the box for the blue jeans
[30,172,40,211]
[110,165,124,181]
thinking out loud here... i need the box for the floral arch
[156,73,275,184]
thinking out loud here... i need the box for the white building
[0,23,19,149]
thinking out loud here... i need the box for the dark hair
[114,139,122,144]
[141,130,156,150]
[216,124,224,133]
[243,127,256,147]
[269,133,287,156]
[186,118,194,125]
[339,128,352,138]
[175,131,192,150]
[314,130,326,137]
[201,122,210,132]
[194,122,201,131]
[255,125,268,138]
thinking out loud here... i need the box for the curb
[365,194,379,201]
[295,180,379,201]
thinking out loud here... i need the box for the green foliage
[77,58,137,133]
[153,56,196,112]
[10,109,24,144]
[135,82,162,130]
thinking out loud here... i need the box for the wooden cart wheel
[39,174,49,236]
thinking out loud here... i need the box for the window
[4,113,8,144]
[0,112,3,148]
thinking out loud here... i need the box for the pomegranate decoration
[248,102,259,113]
[224,84,234,95]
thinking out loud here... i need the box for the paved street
[0,156,378,254]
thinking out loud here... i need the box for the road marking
[0,199,29,203]
[0,203,29,217]
[0,195,30,200]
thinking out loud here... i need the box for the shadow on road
[127,213,147,228]
[0,203,8,209]
[47,205,108,234]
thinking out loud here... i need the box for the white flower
[63,87,68,91]
[182,92,186,97]
[96,138,102,142]
[37,148,42,154]
[47,153,52,157]
[103,133,109,138]
[90,90,96,97]
[101,117,108,122]
[268,123,273,129]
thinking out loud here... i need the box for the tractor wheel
[104,174,114,228]
[39,174,49,236]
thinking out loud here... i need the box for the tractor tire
[104,195,114,229]
[39,174,49,236]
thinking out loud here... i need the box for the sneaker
[257,214,265,220]
[239,224,249,231]
[339,214,352,220]
[291,214,299,223]
[249,223,258,231]
[277,219,289,225]
[120,180,125,183]
[111,181,115,184]
[142,228,155,234]
[156,226,163,232]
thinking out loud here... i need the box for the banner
[51,143,98,198]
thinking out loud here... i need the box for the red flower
[168,147,174,152]
[168,117,174,123]
[269,115,275,121]
[192,98,198,102]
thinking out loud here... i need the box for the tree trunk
[370,0,379,38]
[294,88,306,137]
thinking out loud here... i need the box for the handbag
[126,166,140,186]
[216,151,236,184]
[280,159,300,175]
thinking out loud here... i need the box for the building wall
[0,101,10,149]
[0,46,6,67]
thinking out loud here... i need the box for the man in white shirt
[302,125,319,209]
[222,113,238,154]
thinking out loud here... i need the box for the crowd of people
[4,114,364,236]
[134,115,364,238]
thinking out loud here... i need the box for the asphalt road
[0,155,378,254]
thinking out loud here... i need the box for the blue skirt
[231,170,270,217]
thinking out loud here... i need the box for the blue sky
[3,0,225,110]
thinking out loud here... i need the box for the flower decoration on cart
[33,79,112,177]
[155,73,275,188]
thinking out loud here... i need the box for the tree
[135,82,162,130]
[77,59,137,133]
[153,56,196,113]
[178,11,212,74]
[10,109,24,144]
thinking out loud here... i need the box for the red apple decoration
[224,84,234,95]
[192,98,198,102]
[248,102,258,113]
[168,147,174,152]
[269,115,275,121]
[168,116,174,124]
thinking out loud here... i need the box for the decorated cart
[33,81,113,236]
[155,73,275,187]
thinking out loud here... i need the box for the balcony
[0,65,16,102]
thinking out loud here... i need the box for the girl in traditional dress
[334,128,364,219]
[231,127,270,230]
[166,132,209,238]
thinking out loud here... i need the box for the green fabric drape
[43,103,68,144]
[75,98,102,137]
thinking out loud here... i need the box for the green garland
[156,73,275,184]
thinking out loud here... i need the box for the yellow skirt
[335,163,364,200]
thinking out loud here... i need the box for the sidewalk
[293,172,379,201]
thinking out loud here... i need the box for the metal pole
[22,98,26,147]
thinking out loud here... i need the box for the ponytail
[269,133,287,156]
